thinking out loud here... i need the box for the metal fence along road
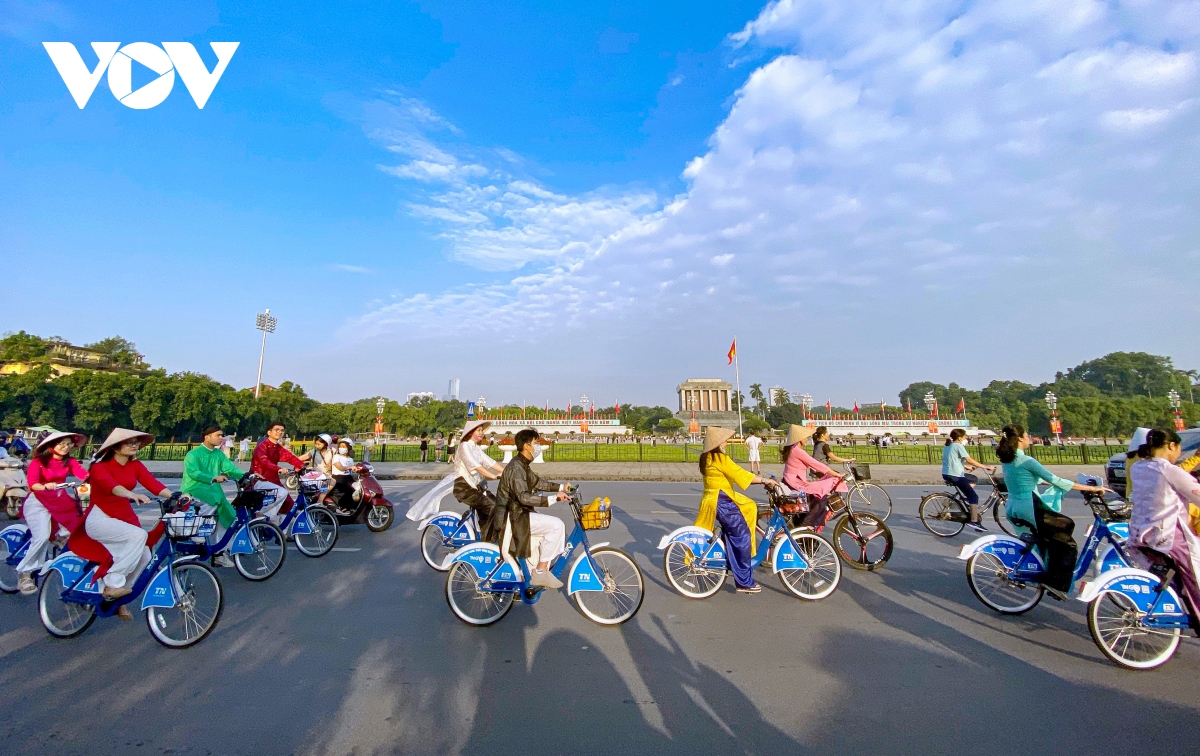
[69,441,1127,466]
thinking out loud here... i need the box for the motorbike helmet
[316,433,333,447]
[338,438,355,449]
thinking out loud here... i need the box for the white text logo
[43,42,239,109]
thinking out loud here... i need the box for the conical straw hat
[787,424,816,446]
[703,426,736,453]
[34,430,87,454]
[95,428,155,457]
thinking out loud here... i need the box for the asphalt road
[2,481,1199,755]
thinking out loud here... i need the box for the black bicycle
[919,468,1014,538]
[824,466,894,571]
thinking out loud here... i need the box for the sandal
[116,605,133,621]
[736,585,762,594]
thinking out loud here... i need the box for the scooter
[326,462,394,532]
[0,457,28,520]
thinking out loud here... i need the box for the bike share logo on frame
[43,42,239,109]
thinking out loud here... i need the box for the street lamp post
[923,391,936,417]
[254,309,277,399]
[1045,391,1060,444]
[1169,389,1184,431]
[799,393,812,420]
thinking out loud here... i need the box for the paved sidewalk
[140,460,1105,485]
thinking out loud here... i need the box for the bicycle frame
[277,486,315,537]
[448,499,612,602]
[959,509,1130,586]
[42,530,193,617]
[658,504,812,574]
[1078,568,1193,630]
[422,508,480,550]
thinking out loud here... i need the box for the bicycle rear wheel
[777,531,841,600]
[663,540,726,598]
[446,561,514,626]
[919,494,967,537]
[1088,591,1180,670]
[992,496,1016,537]
[293,506,339,557]
[38,568,95,638]
[965,552,1043,614]
[146,562,224,648]
[234,522,286,581]
[573,548,644,625]
[833,514,893,571]
[422,523,460,571]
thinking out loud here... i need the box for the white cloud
[349,1,1200,399]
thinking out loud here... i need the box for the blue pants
[943,474,979,506]
[716,491,755,589]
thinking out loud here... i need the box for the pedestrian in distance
[942,428,996,533]
[693,426,781,594]
[435,433,445,463]
[745,431,763,474]
[238,436,250,462]
[420,432,429,463]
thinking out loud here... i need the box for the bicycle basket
[580,497,612,530]
[162,511,216,539]
[851,464,871,481]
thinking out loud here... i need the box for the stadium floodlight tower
[254,308,277,399]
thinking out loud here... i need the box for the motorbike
[0,456,28,520]
[323,462,394,532]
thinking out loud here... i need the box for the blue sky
[2,0,1198,408]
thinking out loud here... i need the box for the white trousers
[195,502,228,544]
[84,506,150,589]
[528,511,566,565]
[16,495,52,574]
[253,481,289,523]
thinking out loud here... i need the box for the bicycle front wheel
[573,548,645,625]
[966,552,1043,614]
[919,494,966,537]
[146,562,224,648]
[421,524,459,571]
[777,530,841,600]
[1088,591,1180,670]
[234,522,286,581]
[992,496,1017,537]
[833,514,893,570]
[846,483,892,521]
[293,506,339,557]
[0,533,20,593]
[663,540,726,598]
[446,561,514,626]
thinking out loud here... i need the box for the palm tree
[749,383,767,418]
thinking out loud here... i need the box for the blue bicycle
[1077,553,1199,670]
[444,487,644,626]
[420,506,483,571]
[174,474,290,581]
[38,494,224,648]
[958,484,1131,614]
[657,486,842,601]
[282,471,339,558]
[0,482,84,593]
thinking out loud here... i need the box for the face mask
[532,443,543,456]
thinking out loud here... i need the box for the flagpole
[733,335,744,437]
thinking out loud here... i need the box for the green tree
[748,383,767,418]
[83,336,142,365]
[657,417,684,433]
[1065,352,1190,398]
[0,331,51,362]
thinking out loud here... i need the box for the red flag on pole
[727,339,736,365]
[825,400,831,413]
[956,397,965,414]
[853,401,859,414]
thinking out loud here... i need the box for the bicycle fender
[1077,568,1186,617]
[420,512,464,538]
[1107,522,1129,541]
[567,551,604,595]
[140,562,177,611]
[1,523,29,552]
[449,543,519,582]
[770,536,810,574]
[656,525,713,551]
[45,552,102,593]
[229,523,255,555]
[957,535,1028,568]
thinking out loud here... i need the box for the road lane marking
[331,547,362,552]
